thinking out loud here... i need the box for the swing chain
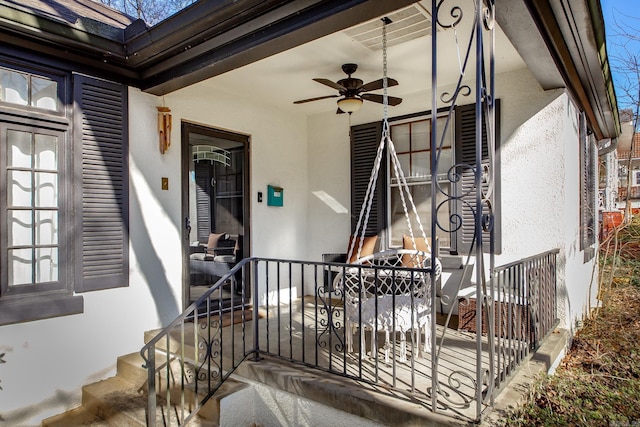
[348,16,430,262]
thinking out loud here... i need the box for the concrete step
[116,352,149,389]
[41,405,108,426]
[41,369,234,426]
[143,327,248,372]
[235,355,467,427]
[115,351,251,423]
[82,377,147,426]
[42,313,257,427]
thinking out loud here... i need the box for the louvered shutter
[454,101,501,254]
[195,161,212,241]
[74,75,129,292]
[579,112,596,250]
[350,122,386,239]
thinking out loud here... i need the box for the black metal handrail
[140,250,559,425]
[140,258,254,426]
[491,249,560,385]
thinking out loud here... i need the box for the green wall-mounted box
[267,185,283,207]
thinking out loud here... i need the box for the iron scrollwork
[316,282,345,353]
[196,318,222,382]
[431,0,497,418]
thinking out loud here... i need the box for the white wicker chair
[333,249,441,363]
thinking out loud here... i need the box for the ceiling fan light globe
[337,97,363,113]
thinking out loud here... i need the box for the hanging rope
[347,17,429,263]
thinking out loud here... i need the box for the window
[388,115,454,249]
[0,62,128,325]
[5,127,63,288]
[350,102,501,256]
[632,170,640,187]
[0,64,81,324]
[0,66,60,112]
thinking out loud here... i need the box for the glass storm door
[181,122,249,311]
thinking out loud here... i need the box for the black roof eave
[0,0,415,93]
[136,0,416,95]
[521,0,619,139]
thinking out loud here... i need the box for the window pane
[390,185,429,247]
[433,183,452,249]
[412,120,429,151]
[8,248,32,286]
[412,151,430,178]
[8,170,32,207]
[36,210,58,245]
[395,153,411,180]
[7,130,32,168]
[34,134,58,170]
[31,76,58,111]
[436,147,453,176]
[1,69,28,106]
[7,209,33,246]
[36,247,58,283]
[435,116,454,148]
[391,123,410,152]
[390,183,451,249]
[34,172,57,207]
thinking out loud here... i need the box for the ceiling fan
[293,63,402,114]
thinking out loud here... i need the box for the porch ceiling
[0,0,619,136]
[194,0,526,117]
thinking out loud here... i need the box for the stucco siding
[0,84,310,424]
[0,68,599,426]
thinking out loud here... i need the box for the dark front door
[181,122,249,310]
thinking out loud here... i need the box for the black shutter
[454,101,501,254]
[580,112,596,251]
[74,75,129,292]
[195,161,212,241]
[350,122,386,238]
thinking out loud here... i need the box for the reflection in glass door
[182,123,249,311]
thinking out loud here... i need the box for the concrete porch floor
[178,296,566,425]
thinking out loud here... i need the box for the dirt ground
[501,219,640,426]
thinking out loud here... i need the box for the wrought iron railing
[140,260,255,426]
[140,249,559,425]
[459,249,560,393]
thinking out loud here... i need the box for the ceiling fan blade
[359,77,399,92]
[361,93,403,106]
[313,78,346,91]
[293,94,339,104]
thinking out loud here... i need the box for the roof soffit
[522,0,619,139]
[496,0,564,90]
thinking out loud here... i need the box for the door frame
[180,121,251,311]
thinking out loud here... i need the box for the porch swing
[333,18,441,364]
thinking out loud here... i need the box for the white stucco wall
[0,83,310,425]
[0,64,599,425]
[497,72,598,331]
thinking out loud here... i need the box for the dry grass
[501,218,640,427]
